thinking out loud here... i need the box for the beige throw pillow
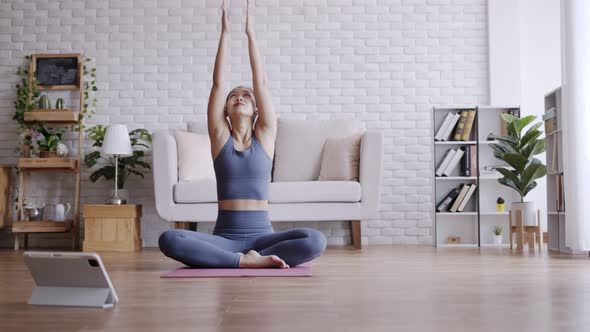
[174,130,215,182]
[273,117,363,182]
[318,133,362,181]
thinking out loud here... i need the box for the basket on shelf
[38,151,59,158]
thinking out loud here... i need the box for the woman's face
[226,87,256,117]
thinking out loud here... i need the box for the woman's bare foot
[238,250,289,269]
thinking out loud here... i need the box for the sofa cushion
[269,181,361,203]
[318,132,362,181]
[173,180,361,203]
[174,130,215,182]
[273,117,363,182]
[174,178,217,203]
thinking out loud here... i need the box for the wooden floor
[1,246,590,332]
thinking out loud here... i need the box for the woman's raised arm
[246,0,276,136]
[207,0,231,139]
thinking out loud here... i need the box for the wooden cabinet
[83,204,142,252]
[0,166,11,230]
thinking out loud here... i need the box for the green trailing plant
[492,225,502,236]
[79,55,98,132]
[488,114,547,202]
[84,125,152,189]
[14,56,40,153]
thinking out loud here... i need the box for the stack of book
[435,183,477,213]
[436,146,477,177]
[434,109,477,141]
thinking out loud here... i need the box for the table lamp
[102,124,133,205]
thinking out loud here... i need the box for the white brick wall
[0,0,489,248]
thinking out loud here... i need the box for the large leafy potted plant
[84,125,152,202]
[489,114,547,226]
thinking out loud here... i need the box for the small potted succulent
[492,225,503,245]
[496,197,505,212]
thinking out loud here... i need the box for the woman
[158,0,327,269]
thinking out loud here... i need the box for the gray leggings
[158,210,327,268]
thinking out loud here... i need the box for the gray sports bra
[213,131,272,201]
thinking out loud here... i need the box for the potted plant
[84,125,152,202]
[36,127,64,158]
[492,225,503,245]
[496,197,505,212]
[489,114,547,226]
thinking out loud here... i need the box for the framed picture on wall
[30,53,81,90]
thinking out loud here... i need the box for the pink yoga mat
[161,261,313,278]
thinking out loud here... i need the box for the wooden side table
[83,204,142,252]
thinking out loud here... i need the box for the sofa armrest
[359,130,384,219]
[152,130,178,221]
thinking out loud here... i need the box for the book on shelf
[543,106,557,133]
[460,145,470,177]
[436,148,456,177]
[557,173,564,211]
[551,133,558,172]
[457,184,476,212]
[441,113,461,141]
[460,109,476,141]
[452,111,469,141]
[470,145,477,177]
[449,184,470,212]
[441,147,464,177]
[436,187,460,212]
[500,108,521,136]
[435,113,454,141]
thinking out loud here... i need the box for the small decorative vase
[55,98,64,109]
[56,142,68,157]
[496,203,505,212]
[38,95,51,109]
[493,234,503,245]
[39,151,59,158]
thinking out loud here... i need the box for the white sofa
[152,118,383,248]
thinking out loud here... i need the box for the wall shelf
[12,221,73,233]
[24,110,79,124]
[18,158,78,170]
[434,141,477,145]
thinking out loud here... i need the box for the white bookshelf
[544,88,569,253]
[432,106,521,248]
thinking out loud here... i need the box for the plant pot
[39,151,59,158]
[511,201,537,226]
[496,203,505,212]
[493,234,503,245]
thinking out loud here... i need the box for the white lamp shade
[102,124,133,156]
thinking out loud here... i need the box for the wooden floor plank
[0,246,589,331]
